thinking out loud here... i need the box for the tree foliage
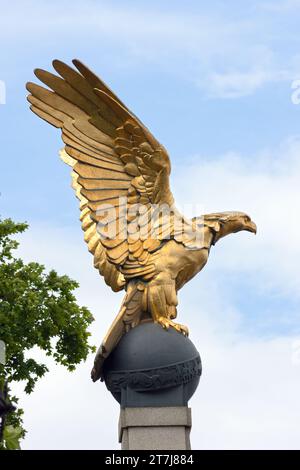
[0,218,95,449]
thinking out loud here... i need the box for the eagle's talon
[157,317,188,336]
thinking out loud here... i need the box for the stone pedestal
[119,406,191,450]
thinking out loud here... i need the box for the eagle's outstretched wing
[26,61,174,282]
[27,60,200,290]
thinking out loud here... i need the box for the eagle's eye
[244,216,250,223]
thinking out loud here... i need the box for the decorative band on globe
[104,355,202,393]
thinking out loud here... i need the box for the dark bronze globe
[103,322,201,407]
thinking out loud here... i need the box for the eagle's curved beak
[246,220,257,234]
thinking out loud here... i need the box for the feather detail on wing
[26,59,203,287]
[60,149,125,292]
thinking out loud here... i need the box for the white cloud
[205,67,289,99]
[207,69,270,98]
[191,333,300,450]
[260,0,300,12]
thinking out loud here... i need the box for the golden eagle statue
[26,60,256,382]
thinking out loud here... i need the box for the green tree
[0,218,95,450]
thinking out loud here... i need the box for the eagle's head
[201,211,257,245]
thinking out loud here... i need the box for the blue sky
[1,0,300,449]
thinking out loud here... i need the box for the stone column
[119,406,191,450]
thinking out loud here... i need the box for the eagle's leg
[147,281,189,336]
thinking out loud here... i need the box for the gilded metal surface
[26,60,256,381]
